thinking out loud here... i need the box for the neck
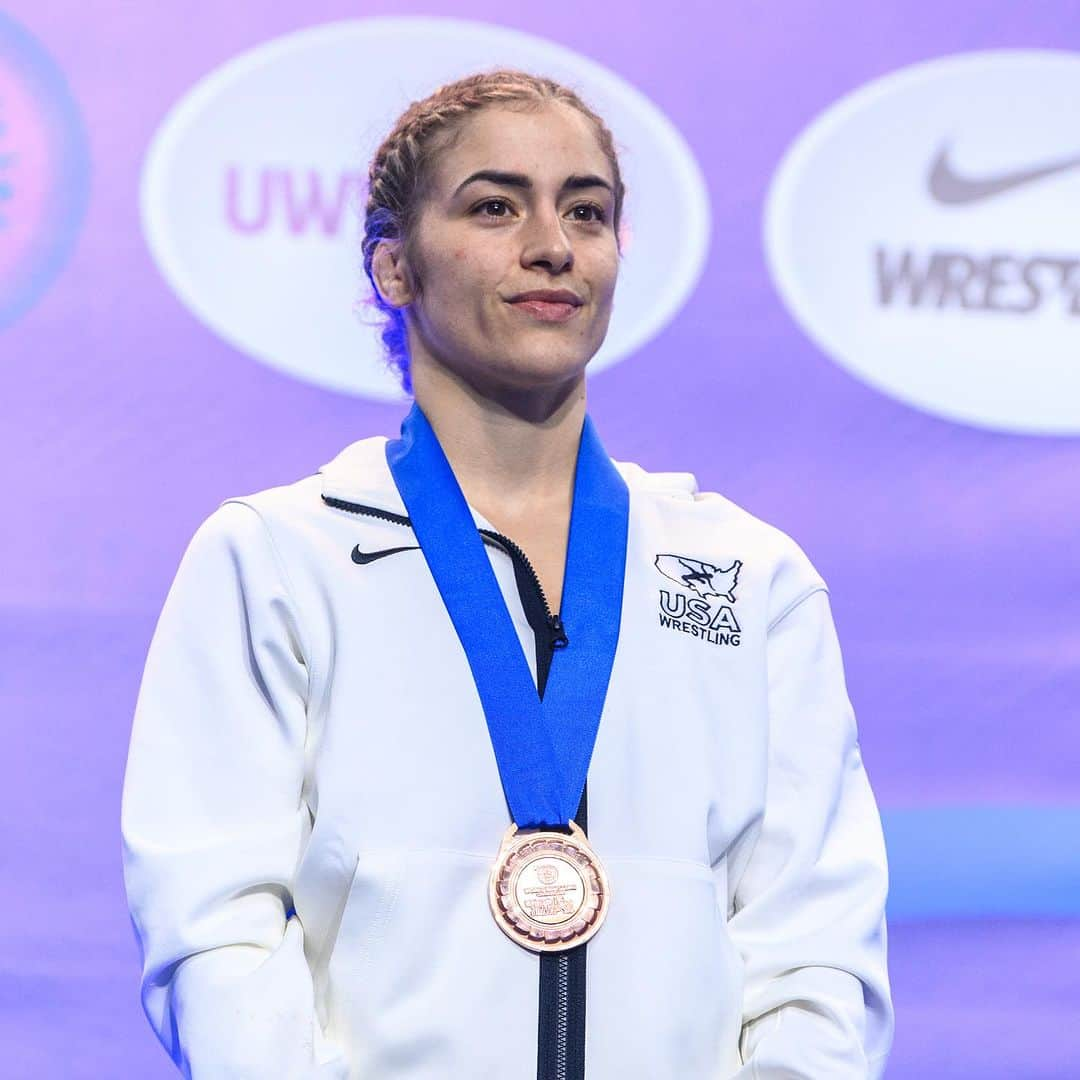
[409,356,587,519]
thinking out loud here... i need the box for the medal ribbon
[386,402,629,829]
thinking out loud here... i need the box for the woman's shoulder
[614,454,795,541]
[199,434,394,527]
[613,455,829,605]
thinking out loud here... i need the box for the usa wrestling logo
[655,554,742,647]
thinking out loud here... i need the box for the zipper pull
[548,613,569,649]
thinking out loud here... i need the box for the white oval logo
[141,17,710,401]
[765,50,1080,435]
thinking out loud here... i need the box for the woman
[122,69,894,1078]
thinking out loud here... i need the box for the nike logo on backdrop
[928,144,1080,205]
[351,544,419,564]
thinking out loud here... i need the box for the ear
[371,238,415,308]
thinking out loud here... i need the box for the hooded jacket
[121,431,894,1079]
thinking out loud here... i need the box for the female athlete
[122,68,894,1079]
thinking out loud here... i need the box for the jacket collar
[317,433,700,514]
[319,435,407,513]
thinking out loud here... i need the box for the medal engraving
[489,821,610,952]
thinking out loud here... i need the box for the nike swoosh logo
[928,144,1080,205]
[351,544,419,564]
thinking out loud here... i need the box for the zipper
[556,953,570,1076]
[476,526,568,652]
[324,493,587,1078]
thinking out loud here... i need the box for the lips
[506,289,584,324]
[508,289,584,306]
[509,299,581,323]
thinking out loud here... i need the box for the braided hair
[360,68,627,394]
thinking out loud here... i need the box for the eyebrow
[452,169,614,199]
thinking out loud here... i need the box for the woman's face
[385,102,621,397]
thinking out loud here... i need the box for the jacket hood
[318,433,701,513]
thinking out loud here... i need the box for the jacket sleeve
[120,499,347,1079]
[726,585,894,1078]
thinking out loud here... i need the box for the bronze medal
[488,820,610,953]
[387,406,627,958]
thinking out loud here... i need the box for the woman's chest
[298,499,772,870]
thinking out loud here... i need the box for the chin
[426,335,596,397]
[509,335,598,376]
[491,352,591,390]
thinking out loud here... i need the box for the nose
[520,206,574,273]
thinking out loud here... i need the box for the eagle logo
[654,554,742,602]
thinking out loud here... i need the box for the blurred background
[2,2,1078,1076]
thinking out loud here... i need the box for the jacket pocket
[324,847,538,1080]
[328,847,407,974]
[585,855,746,1079]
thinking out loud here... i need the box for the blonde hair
[360,67,627,393]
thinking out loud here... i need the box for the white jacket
[121,431,894,1079]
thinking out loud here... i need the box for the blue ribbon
[386,402,629,828]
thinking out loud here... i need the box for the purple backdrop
[3,2,1079,1076]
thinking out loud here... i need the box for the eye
[473,197,514,218]
[570,202,607,224]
